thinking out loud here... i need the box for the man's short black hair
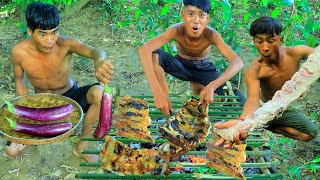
[26,2,60,31]
[249,16,282,37]
[183,0,211,14]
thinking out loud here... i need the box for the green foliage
[288,155,320,179]
[1,0,76,32]
[1,0,76,12]
[242,0,319,48]
[268,133,320,179]
[99,0,182,55]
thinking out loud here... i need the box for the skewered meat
[216,45,320,141]
[159,97,211,157]
[113,96,155,143]
[100,136,169,175]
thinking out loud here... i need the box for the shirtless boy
[138,0,245,116]
[5,2,114,162]
[215,16,318,148]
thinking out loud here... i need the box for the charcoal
[129,143,141,149]
[178,155,186,162]
[182,167,193,173]
[140,142,157,149]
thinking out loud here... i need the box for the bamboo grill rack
[75,95,285,179]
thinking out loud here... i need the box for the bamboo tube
[194,173,285,180]
[75,173,285,179]
[79,162,281,168]
[253,147,271,174]
[126,95,240,99]
[82,136,268,144]
[81,149,272,156]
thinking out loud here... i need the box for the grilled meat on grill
[100,136,169,175]
[113,96,155,143]
[206,131,246,180]
[159,97,211,157]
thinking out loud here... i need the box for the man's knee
[299,133,316,142]
[303,126,318,141]
[152,53,159,62]
[152,53,163,71]
[86,85,103,104]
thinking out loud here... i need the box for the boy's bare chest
[23,50,71,77]
[259,63,298,91]
[175,38,211,59]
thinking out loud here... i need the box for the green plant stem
[4,116,17,129]
[1,97,15,114]
[283,4,297,43]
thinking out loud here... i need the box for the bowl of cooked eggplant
[0,93,83,145]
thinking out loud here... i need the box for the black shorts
[62,83,99,113]
[154,49,245,103]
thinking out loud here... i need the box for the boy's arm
[11,46,28,96]
[138,26,175,116]
[239,61,261,118]
[200,30,244,104]
[214,60,261,147]
[62,37,114,84]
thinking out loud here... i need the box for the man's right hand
[153,92,172,117]
[94,59,114,85]
[214,119,248,148]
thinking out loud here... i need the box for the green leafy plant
[1,0,78,35]
[241,0,319,48]
[288,155,320,180]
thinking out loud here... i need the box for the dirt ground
[0,3,319,180]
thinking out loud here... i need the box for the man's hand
[199,83,215,105]
[214,119,248,148]
[153,91,172,117]
[94,59,114,84]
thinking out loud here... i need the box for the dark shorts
[62,83,100,113]
[153,49,245,104]
[266,109,318,138]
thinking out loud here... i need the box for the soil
[0,3,319,180]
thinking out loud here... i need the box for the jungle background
[0,0,319,179]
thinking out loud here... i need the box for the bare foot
[5,142,29,157]
[72,140,99,163]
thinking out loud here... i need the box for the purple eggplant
[93,85,112,140]
[5,116,72,137]
[2,98,74,121]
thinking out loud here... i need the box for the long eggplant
[5,116,72,137]
[2,98,74,121]
[93,85,113,140]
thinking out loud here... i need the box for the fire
[187,155,206,163]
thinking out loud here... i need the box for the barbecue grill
[75,95,285,179]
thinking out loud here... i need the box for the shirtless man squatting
[138,0,245,117]
[5,2,114,162]
[215,16,318,148]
